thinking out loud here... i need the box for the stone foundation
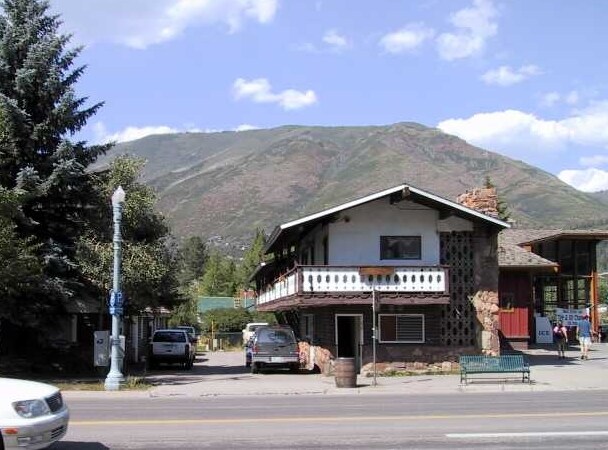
[298,341,476,375]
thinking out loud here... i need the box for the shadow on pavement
[53,442,109,449]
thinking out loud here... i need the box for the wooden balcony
[257,265,450,308]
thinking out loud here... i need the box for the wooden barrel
[334,357,357,388]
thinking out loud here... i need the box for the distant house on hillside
[251,183,510,373]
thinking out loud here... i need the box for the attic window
[380,236,421,260]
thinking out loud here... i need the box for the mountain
[95,122,608,248]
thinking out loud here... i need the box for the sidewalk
[63,343,608,399]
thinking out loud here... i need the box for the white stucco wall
[326,198,441,266]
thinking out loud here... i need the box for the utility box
[94,330,110,367]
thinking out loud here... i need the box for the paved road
[57,390,608,449]
[54,344,608,448]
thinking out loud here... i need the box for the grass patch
[53,376,153,391]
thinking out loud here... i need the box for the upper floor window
[380,236,421,260]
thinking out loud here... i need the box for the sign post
[359,267,394,387]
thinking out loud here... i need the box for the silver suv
[250,325,299,374]
[148,329,195,369]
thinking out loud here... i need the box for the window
[380,236,421,260]
[500,292,514,312]
[379,314,424,343]
[153,331,186,343]
[300,314,314,343]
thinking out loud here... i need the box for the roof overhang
[264,183,510,254]
[520,231,608,246]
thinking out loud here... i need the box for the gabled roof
[265,183,510,254]
[503,228,608,246]
[498,228,608,270]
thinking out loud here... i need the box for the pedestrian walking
[576,314,592,360]
[553,321,568,359]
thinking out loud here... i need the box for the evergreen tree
[0,0,110,318]
[200,251,236,297]
[484,176,511,221]
[0,187,42,323]
[177,236,207,287]
[235,228,266,290]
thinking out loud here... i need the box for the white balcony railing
[257,265,448,305]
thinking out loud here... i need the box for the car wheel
[251,362,259,374]
[148,358,157,370]
[289,363,299,373]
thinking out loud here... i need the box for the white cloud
[436,0,498,61]
[481,65,541,86]
[53,0,279,49]
[379,23,435,54]
[296,29,351,53]
[437,101,608,156]
[235,124,259,132]
[580,155,608,167]
[438,103,608,192]
[92,122,264,143]
[565,90,580,105]
[558,168,608,192]
[322,29,350,52]
[540,90,581,108]
[232,78,318,110]
[540,92,561,108]
[93,122,186,143]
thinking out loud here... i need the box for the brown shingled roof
[502,228,608,246]
[498,242,558,269]
[498,228,608,269]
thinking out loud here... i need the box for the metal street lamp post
[105,186,126,391]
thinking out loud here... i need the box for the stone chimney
[457,187,499,218]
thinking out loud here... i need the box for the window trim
[378,313,425,343]
[300,314,314,343]
[380,235,422,260]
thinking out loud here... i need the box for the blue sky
[49,0,608,192]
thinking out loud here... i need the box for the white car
[242,322,268,344]
[0,378,69,449]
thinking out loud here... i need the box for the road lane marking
[70,410,608,426]
[447,431,608,438]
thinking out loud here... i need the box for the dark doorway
[337,316,356,357]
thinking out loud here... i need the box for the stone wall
[457,187,499,218]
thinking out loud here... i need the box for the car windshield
[153,331,186,343]
[257,328,295,344]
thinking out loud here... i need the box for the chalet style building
[251,184,510,373]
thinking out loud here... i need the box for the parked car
[148,329,196,369]
[175,325,198,344]
[242,322,268,344]
[0,377,69,450]
[249,325,300,374]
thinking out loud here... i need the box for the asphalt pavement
[62,341,608,400]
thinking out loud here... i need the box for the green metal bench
[459,354,531,385]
